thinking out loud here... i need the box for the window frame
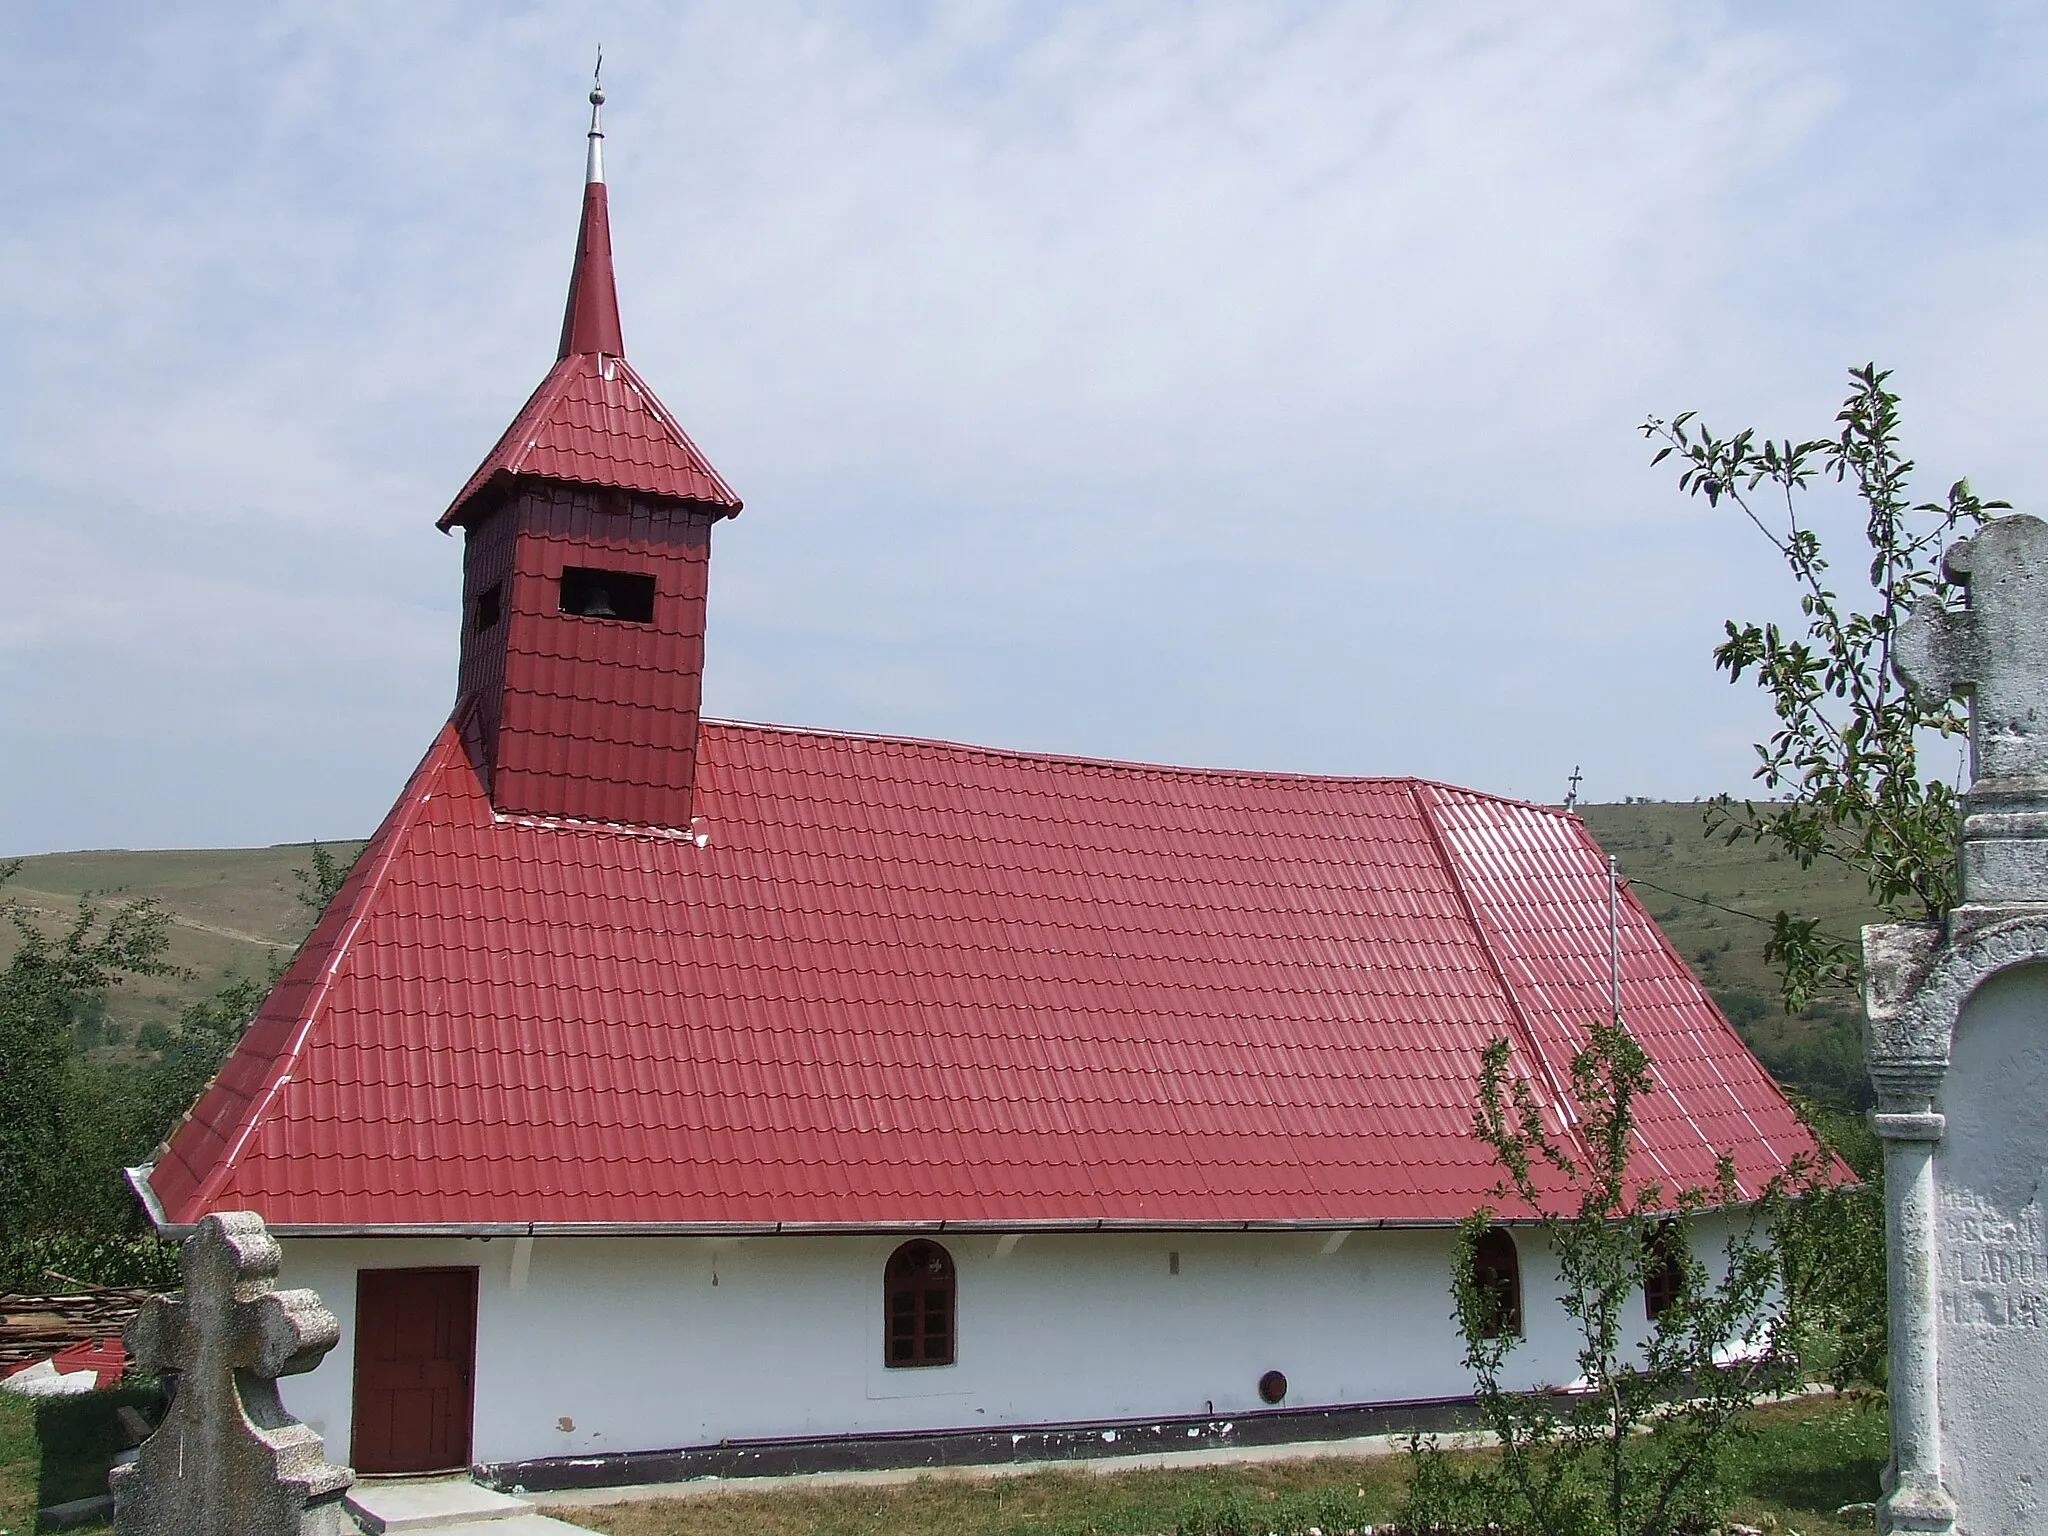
[1472,1226,1524,1339]
[883,1239,956,1369]
[473,582,503,634]
[557,566,656,624]
[1643,1221,1687,1321]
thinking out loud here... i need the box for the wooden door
[351,1267,478,1474]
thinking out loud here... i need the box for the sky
[3,2,2045,855]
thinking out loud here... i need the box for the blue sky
[3,3,2044,853]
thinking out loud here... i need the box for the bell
[583,586,617,619]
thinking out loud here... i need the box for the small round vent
[1258,1370,1287,1404]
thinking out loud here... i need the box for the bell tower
[440,77,742,830]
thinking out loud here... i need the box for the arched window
[1472,1226,1523,1338]
[884,1240,956,1368]
[1643,1223,1686,1321]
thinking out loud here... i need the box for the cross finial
[112,1212,352,1534]
[585,48,606,185]
[1564,765,1583,813]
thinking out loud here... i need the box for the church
[128,88,1822,1490]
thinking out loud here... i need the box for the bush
[1398,1023,1830,1536]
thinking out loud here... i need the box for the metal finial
[584,48,606,185]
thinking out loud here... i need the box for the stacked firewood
[0,1282,154,1375]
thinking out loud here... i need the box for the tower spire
[584,49,605,185]
[558,53,624,359]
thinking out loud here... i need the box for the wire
[1620,872,1858,949]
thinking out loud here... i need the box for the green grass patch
[1718,1397,1888,1535]
[563,1394,1886,1536]
[567,1454,1411,1536]
[0,1381,155,1534]
[0,1390,1884,1536]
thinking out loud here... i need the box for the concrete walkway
[530,1429,1492,1511]
[348,1477,587,1535]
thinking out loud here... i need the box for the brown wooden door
[351,1267,478,1474]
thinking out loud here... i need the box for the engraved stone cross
[1898,515,2048,784]
[112,1211,353,1536]
[1898,514,2048,904]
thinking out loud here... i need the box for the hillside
[1576,800,1886,1107]
[0,842,367,1050]
[4,805,1885,1105]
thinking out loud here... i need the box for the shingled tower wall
[438,79,740,831]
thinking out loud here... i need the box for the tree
[0,842,349,1291]
[1641,365,2002,1010]
[133,975,271,1158]
[0,863,175,1276]
[1399,1024,1827,1536]
[292,841,359,924]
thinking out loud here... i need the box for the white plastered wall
[1933,962,2048,1531]
[276,1216,1751,1469]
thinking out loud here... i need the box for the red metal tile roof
[440,351,742,529]
[142,722,1821,1233]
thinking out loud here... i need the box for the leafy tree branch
[1642,364,2003,1009]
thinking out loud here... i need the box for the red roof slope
[440,351,742,529]
[143,723,1818,1233]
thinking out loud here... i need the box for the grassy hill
[1576,800,1886,1108]
[3,805,1886,1106]
[0,842,366,1052]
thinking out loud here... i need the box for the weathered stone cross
[1898,514,2048,906]
[112,1210,353,1536]
[1899,514,2048,784]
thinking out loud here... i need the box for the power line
[1620,871,1859,949]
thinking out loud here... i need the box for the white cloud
[2,1,2044,851]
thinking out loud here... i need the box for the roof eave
[132,1201,1794,1243]
[138,1215,1523,1240]
[125,1163,173,1234]
[438,468,741,533]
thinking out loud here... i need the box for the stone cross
[1898,514,2048,783]
[1864,512,2048,1534]
[112,1211,354,1536]
[1898,514,2048,904]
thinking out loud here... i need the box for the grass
[569,1456,1410,1536]
[1719,1398,1888,1533]
[0,1381,156,1534]
[0,1386,1884,1536]
[560,1396,1887,1536]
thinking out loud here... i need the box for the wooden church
[129,87,1822,1489]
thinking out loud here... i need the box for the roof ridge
[701,717,1569,807]
[1410,780,1592,1172]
